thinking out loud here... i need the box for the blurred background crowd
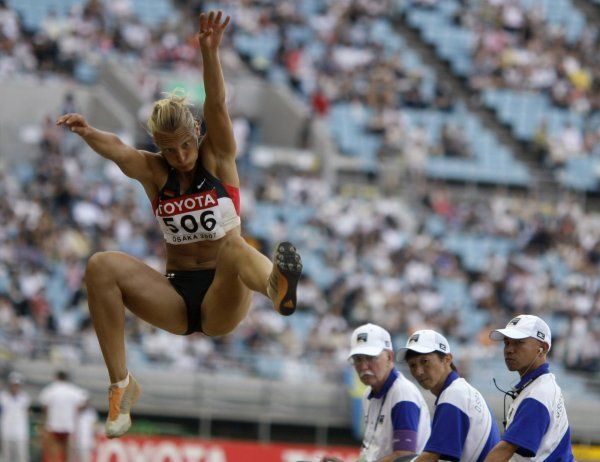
[0,0,599,448]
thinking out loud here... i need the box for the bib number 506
[163,211,216,233]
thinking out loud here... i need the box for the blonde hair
[147,89,196,135]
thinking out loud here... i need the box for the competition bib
[155,189,225,244]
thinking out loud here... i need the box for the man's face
[351,350,393,392]
[406,352,450,394]
[503,337,545,375]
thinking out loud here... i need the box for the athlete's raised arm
[198,11,236,162]
[56,112,156,185]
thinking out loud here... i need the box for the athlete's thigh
[93,252,188,334]
[201,265,252,335]
[203,267,252,310]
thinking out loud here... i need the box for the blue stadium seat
[426,155,531,186]
[255,354,283,379]
[7,0,173,29]
[74,61,99,85]
[443,233,516,272]
[436,277,471,311]
[425,214,447,237]
[7,0,81,30]
[287,312,317,339]
[234,31,280,63]
[482,90,588,149]
[559,157,599,192]
[286,24,313,46]
[131,0,172,26]
[298,0,322,16]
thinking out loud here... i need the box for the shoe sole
[272,242,302,316]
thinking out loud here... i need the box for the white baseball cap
[397,329,451,361]
[348,323,393,360]
[489,314,551,349]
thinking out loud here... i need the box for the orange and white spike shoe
[105,374,141,438]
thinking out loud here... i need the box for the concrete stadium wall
[13,359,600,444]
[14,359,350,433]
[0,77,134,168]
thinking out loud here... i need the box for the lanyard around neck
[362,392,388,450]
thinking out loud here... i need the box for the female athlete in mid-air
[56,10,302,438]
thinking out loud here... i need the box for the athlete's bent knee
[85,251,125,283]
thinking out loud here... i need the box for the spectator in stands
[398,329,500,461]
[439,122,472,158]
[0,372,31,462]
[39,370,88,462]
[320,323,431,462]
[56,10,302,438]
[433,82,454,111]
[402,123,430,180]
[531,121,550,164]
[557,122,584,158]
[61,91,78,115]
[485,315,574,461]
[468,0,598,116]
[311,85,330,117]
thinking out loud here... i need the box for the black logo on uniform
[509,317,521,326]
[439,343,447,351]
[537,331,545,340]
[378,415,385,423]
[409,334,420,343]
[357,333,368,343]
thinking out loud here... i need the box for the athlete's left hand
[198,10,230,51]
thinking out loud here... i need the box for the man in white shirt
[398,330,500,462]
[0,372,31,462]
[485,315,574,461]
[38,370,88,462]
[321,323,431,462]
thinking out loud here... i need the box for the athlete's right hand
[56,113,92,137]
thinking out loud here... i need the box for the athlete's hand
[56,113,92,137]
[198,10,230,52]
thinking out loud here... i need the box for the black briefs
[166,269,216,334]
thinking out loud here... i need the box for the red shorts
[49,432,70,443]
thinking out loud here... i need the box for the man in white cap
[0,372,31,462]
[398,329,500,462]
[485,315,574,461]
[321,323,431,462]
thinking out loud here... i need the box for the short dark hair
[56,370,69,381]
[404,350,458,372]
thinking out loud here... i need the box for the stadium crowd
[210,0,462,169]
[462,0,600,168]
[0,0,599,387]
[464,0,599,114]
[0,0,203,77]
[1,101,599,381]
